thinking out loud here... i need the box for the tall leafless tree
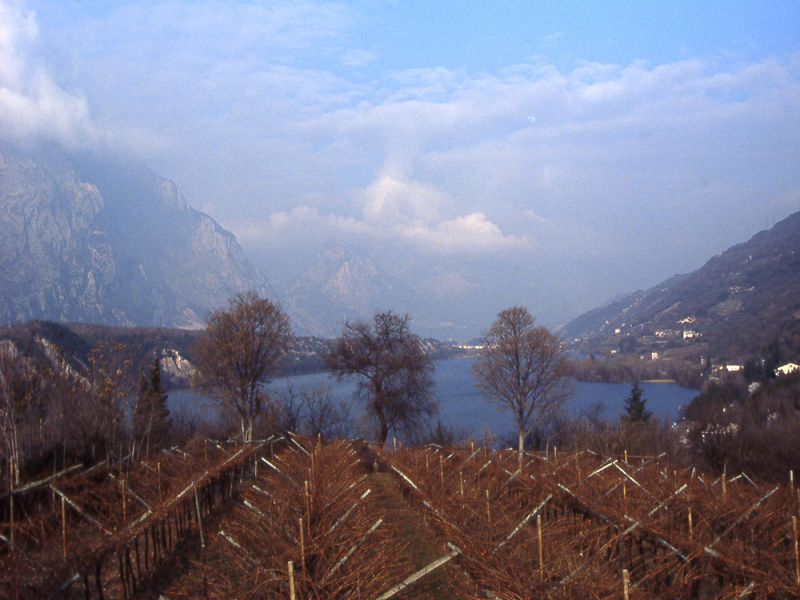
[84,341,137,459]
[472,306,573,463]
[324,311,436,447]
[192,292,292,442]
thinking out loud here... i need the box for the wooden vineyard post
[194,485,205,549]
[624,450,628,464]
[688,507,693,539]
[299,517,305,573]
[305,480,311,524]
[793,516,799,586]
[288,560,296,600]
[623,481,627,515]
[460,471,464,498]
[722,465,727,500]
[440,455,444,487]
[623,568,630,600]
[9,482,14,547]
[486,489,492,540]
[62,496,67,559]
[537,513,544,581]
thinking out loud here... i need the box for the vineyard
[2,436,800,599]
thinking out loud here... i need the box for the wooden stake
[62,496,67,559]
[299,517,305,572]
[393,436,396,452]
[623,568,630,600]
[9,489,14,546]
[486,489,492,539]
[305,480,311,522]
[623,481,627,515]
[194,485,205,549]
[460,471,464,498]
[688,507,693,539]
[793,516,799,586]
[157,462,162,499]
[288,560,296,600]
[624,450,628,464]
[537,513,544,580]
[440,455,444,487]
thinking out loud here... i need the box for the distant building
[683,330,699,339]
[776,363,800,376]
[725,364,743,372]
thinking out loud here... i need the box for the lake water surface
[171,357,698,438]
[270,357,696,436]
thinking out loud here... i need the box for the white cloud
[0,0,100,147]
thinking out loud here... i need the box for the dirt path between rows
[366,472,478,599]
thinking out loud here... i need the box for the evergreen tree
[621,381,651,423]
[132,357,170,456]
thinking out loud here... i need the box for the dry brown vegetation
[2,436,800,599]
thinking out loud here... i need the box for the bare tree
[132,357,171,457]
[324,311,436,447]
[84,341,137,459]
[192,292,292,442]
[472,306,573,463]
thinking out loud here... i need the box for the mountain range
[563,210,800,363]
[0,142,441,337]
[0,142,269,329]
[4,140,800,360]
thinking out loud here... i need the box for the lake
[171,357,699,439]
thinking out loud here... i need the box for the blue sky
[2,0,800,338]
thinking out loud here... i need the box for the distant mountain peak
[0,141,270,329]
[284,241,416,336]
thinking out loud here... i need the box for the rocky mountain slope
[0,142,270,328]
[284,242,417,337]
[564,210,800,362]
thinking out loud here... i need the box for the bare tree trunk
[376,405,388,448]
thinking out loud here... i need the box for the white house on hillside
[776,363,800,376]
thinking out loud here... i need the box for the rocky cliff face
[0,142,270,328]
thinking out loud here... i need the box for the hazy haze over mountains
[1,1,799,339]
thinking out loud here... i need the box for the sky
[2,0,800,339]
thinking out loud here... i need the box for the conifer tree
[621,381,651,423]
